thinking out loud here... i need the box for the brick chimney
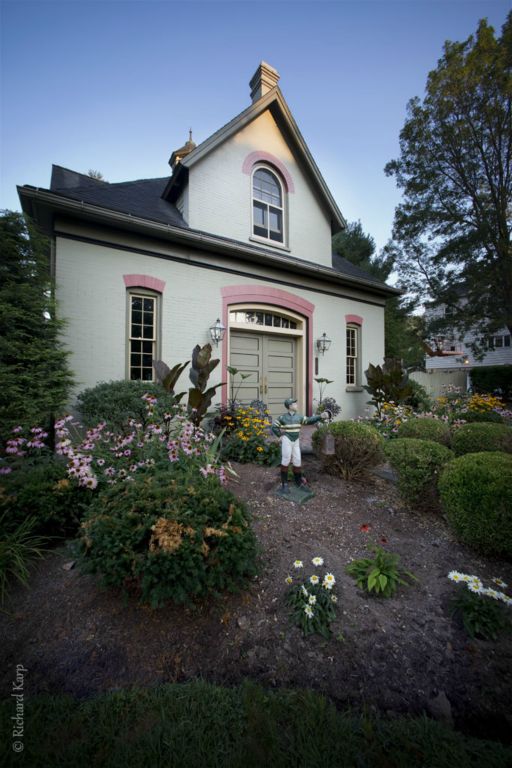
[249,62,280,103]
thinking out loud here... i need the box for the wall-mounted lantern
[316,332,331,355]
[209,318,226,347]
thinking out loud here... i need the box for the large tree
[0,211,75,437]
[333,222,424,367]
[385,13,512,355]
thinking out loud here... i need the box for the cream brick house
[18,62,399,419]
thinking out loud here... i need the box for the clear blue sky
[1,0,509,253]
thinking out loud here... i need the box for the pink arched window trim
[123,274,166,293]
[345,314,363,326]
[221,285,314,412]
[242,151,295,193]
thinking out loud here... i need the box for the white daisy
[308,595,317,605]
[331,595,338,603]
[301,585,309,597]
[482,588,500,600]
[309,574,320,585]
[448,571,463,582]
[323,573,336,590]
[304,605,314,619]
[293,560,304,569]
[467,580,483,594]
[285,576,293,585]
[312,557,324,567]
[492,577,508,589]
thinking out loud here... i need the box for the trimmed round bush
[312,421,384,480]
[460,409,504,424]
[74,467,258,607]
[384,438,453,506]
[439,452,512,557]
[451,422,512,456]
[76,380,180,430]
[396,417,451,446]
[0,455,91,537]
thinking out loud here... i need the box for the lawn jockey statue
[271,398,330,494]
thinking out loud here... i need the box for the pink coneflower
[360,524,371,533]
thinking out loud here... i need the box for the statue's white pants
[281,435,301,467]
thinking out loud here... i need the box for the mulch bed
[1,455,511,742]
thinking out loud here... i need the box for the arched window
[252,166,284,244]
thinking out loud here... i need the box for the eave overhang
[17,185,401,298]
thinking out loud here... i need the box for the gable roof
[50,166,187,229]
[331,252,394,290]
[162,86,347,235]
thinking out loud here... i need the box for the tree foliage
[0,211,75,436]
[333,222,424,367]
[386,13,512,354]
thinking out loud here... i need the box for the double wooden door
[229,332,296,417]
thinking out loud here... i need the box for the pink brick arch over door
[220,285,315,413]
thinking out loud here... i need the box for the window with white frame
[346,325,359,385]
[128,292,158,381]
[252,166,284,243]
[488,333,511,349]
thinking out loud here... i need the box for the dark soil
[2,455,512,743]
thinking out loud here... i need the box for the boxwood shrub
[74,467,258,607]
[460,409,504,424]
[312,421,384,481]
[396,417,451,446]
[75,380,180,430]
[451,422,512,456]
[384,438,453,506]
[439,452,512,557]
[0,455,91,537]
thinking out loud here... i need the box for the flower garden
[1,373,512,764]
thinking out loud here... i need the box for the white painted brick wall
[55,231,384,419]
[187,111,334,267]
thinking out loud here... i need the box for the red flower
[360,524,371,533]
[380,536,388,544]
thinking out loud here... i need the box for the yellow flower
[256,446,264,452]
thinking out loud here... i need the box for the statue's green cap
[284,398,297,408]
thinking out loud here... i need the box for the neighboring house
[422,301,512,390]
[18,62,399,419]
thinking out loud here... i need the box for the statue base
[275,484,315,504]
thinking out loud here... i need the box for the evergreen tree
[0,211,75,437]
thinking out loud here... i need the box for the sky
[1,0,510,254]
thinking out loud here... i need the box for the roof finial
[189,128,193,143]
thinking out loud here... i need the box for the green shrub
[312,421,384,480]
[460,409,504,424]
[384,438,453,506]
[396,417,451,445]
[404,379,432,412]
[73,467,258,607]
[0,513,49,603]
[75,380,180,431]
[451,422,512,456]
[439,452,512,557]
[470,364,512,399]
[0,455,91,536]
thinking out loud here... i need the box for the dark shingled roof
[331,251,392,289]
[50,166,187,229]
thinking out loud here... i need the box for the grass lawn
[2,679,512,768]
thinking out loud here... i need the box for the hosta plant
[346,545,417,597]
[285,556,338,637]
